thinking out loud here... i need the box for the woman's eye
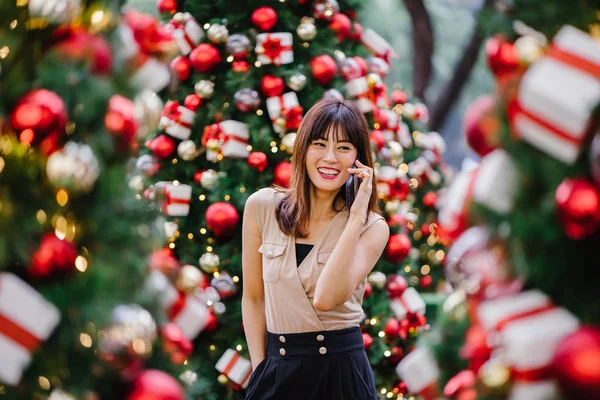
[338,146,351,151]
[313,142,326,147]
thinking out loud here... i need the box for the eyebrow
[315,136,352,143]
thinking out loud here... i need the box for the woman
[242,97,390,400]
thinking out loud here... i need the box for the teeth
[318,168,339,175]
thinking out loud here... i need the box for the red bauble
[54,27,112,74]
[274,161,292,188]
[146,135,176,159]
[29,233,78,279]
[105,95,137,148]
[232,60,250,73]
[420,275,433,288]
[10,89,67,155]
[189,43,221,73]
[161,323,193,364]
[248,152,268,172]
[261,74,285,97]
[551,326,600,400]
[170,56,192,81]
[386,275,408,298]
[353,56,368,76]
[310,55,337,85]
[391,90,408,105]
[464,95,499,157]
[206,308,218,331]
[460,324,491,374]
[148,248,179,279]
[362,333,373,349]
[205,202,240,239]
[369,129,386,152]
[123,10,175,56]
[394,382,408,395]
[127,370,185,400]
[384,318,400,339]
[422,191,437,208]
[251,7,278,31]
[156,0,177,14]
[389,346,404,364]
[350,22,363,41]
[386,234,411,263]
[420,223,431,237]
[486,36,519,78]
[363,282,372,299]
[329,13,351,41]
[555,178,600,240]
[184,94,202,111]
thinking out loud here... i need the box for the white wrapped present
[345,77,389,113]
[170,294,210,340]
[159,100,196,140]
[155,181,192,217]
[216,349,253,388]
[266,92,303,134]
[0,273,61,385]
[389,287,426,320]
[396,347,440,399]
[397,122,412,148]
[472,149,520,214]
[201,120,250,161]
[511,26,600,164]
[167,12,203,56]
[131,55,171,93]
[361,28,396,62]
[255,32,293,66]
[144,270,179,309]
[438,168,477,240]
[375,109,400,141]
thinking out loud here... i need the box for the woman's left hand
[347,159,373,222]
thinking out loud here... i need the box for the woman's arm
[241,193,267,369]
[313,216,389,311]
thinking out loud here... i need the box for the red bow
[398,312,427,339]
[281,106,304,130]
[259,35,292,66]
[202,124,249,148]
[162,101,193,128]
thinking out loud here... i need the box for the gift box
[170,293,210,340]
[361,28,396,62]
[0,273,61,385]
[389,287,426,320]
[510,26,600,164]
[408,157,442,186]
[144,270,179,309]
[155,181,192,216]
[377,166,403,199]
[345,77,388,113]
[438,168,478,241]
[472,149,520,214]
[202,120,250,161]
[216,349,253,388]
[167,12,203,56]
[130,55,171,93]
[266,92,303,134]
[396,347,440,400]
[375,109,400,142]
[255,32,294,66]
[159,100,196,140]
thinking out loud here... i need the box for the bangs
[305,102,365,149]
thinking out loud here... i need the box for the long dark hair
[275,97,381,238]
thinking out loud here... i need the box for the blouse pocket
[317,249,333,265]
[258,242,286,282]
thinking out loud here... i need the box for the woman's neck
[308,186,339,220]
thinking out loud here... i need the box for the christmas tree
[396,3,600,400]
[137,0,451,398]
[0,1,191,399]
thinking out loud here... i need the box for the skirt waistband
[266,326,364,357]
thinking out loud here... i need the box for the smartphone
[345,159,362,208]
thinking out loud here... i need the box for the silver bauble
[225,34,251,59]
[200,169,219,190]
[207,23,229,44]
[287,73,307,91]
[194,80,215,99]
[177,140,198,160]
[199,252,220,273]
[134,89,163,139]
[136,154,159,177]
[296,17,317,41]
[234,88,261,112]
[46,141,99,193]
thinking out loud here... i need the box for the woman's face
[305,126,358,193]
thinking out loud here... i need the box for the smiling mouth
[317,167,340,180]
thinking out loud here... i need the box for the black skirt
[244,326,377,400]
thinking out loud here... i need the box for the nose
[323,146,337,163]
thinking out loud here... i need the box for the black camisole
[295,243,314,267]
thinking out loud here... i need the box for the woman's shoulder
[360,211,386,235]
[246,186,286,211]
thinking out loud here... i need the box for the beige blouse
[253,187,384,334]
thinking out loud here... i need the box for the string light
[399,163,409,174]
[236,344,243,351]
[0,46,10,59]
[79,333,92,348]
[210,345,216,351]
[384,350,391,357]
[373,123,380,129]
[200,228,207,234]
[436,250,445,261]
[227,55,234,62]
[404,265,411,273]
[65,121,76,134]
[187,233,194,239]
[9,20,17,29]
[270,141,277,147]
[36,210,47,224]
[223,102,230,108]
[38,377,50,390]
[207,246,213,252]
[255,61,262,67]
[303,42,310,48]
[421,265,430,275]
[232,276,239,283]
[224,195,231,201]
[239,186,246,192]
[256,109,263,116]
[172,158,178,164]
[203,23,211,29]
[199,194,206,201]
[378,331,385,338]
[207,238,214,244]
[169,243,176,249]
[75,256,88,272]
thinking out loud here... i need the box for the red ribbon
[0,312,42,352]
[201,123,249,157]
[512,365,552,382]
[162,184,191,215]
[272,96,303,131]
[259,35,292,66]
[493,303,554,332]
[170,17,198,49]
[222,351,253,386]
[547,46,600,79]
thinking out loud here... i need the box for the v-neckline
[291,210,346,271]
